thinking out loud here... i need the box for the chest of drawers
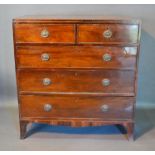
[13,16,141,140]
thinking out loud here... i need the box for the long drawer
[20,95,134,120]
[78,24,139,44]
[16,46,137,69]
[14,24,75,44]
[17,70,135,95]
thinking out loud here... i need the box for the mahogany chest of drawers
[13,16,141,140]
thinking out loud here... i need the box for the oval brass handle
[101,104,109,112]
[44,104,52,112]
[43,78,51,86]
[103,29,112,39]
[103,53,112,61]
[40,29,49,38]
[102,79,110,86]
[74,72,78,76]
[41,53,50,61]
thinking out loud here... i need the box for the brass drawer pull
[40,29,49,38]
[101,104,109,112]
[41,53,50,61]
[103,29,112,39]
[103,53,112,61]
[44,104,52,112]
[43,78,51,86]
[102,79,110,86]
[74,72,78,76]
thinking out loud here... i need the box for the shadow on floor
[27,123,126,138]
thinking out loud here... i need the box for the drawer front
[78,24,139,44]
[18,70,135,95]
[14,24,75,44]
[16,46,137,69]
[20,95,134,119]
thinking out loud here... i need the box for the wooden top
[13,15,141,24]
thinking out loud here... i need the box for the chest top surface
[13,15,141,24]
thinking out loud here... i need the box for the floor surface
[0,100,155,151]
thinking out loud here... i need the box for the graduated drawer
[14,24,75,44]
[78,24,139,44]
[16,46,137,69]
[20,95,134,120]
[18,70,135,96]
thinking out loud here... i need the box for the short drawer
[20,95,134,119]
[78,24,139,44]
[14,24,75,44]
[16,46,137,69]
[18,70,135,96]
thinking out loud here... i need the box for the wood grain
[16,46,137,70]
[20,95,134,120]
[14,24,75,44]
[17,69,135,95]
[78,24,139,44]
